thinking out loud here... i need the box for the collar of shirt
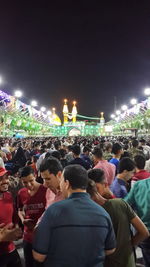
[68,192,90,199]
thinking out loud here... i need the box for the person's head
[72,145,80,157]
[134,155,146,170]
[118,157,135,181]
[86,179,105,205]
[0,168,9,192]
[59,149,66,159]
[51,150,61,161]
[92,147,103,164]
[19,166,36,191]
[132,139,139,148]
[105,143,112,153]
[112,143,123,156]
[88,169,106,196]
[60,165,88,198]
[140,138,146,146]
[83,146,91,156]
[40,157,63,191]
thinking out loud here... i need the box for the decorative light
[130,98,137,105]
[144,88,150,96]
[40,107,46,112]
[116,110,121,115]
[121,105,128,111]
[111,114,115,119]
[14,90,22,98]
[31,100,37,107]
[47,110,52,116]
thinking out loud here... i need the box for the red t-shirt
[17,185,47,243]
[0,192,16,255]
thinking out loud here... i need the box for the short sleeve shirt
[33,193,116,267]
[17,185,47,243]
[111,178,127,198]
[103,199,136,267]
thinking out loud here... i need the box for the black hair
[59,149,66,159]
[63,165,88,190]
[86,179,98,198]
[40,156,63,175]
[51,150,61,161]
[19,166,34,178]
[92,147,103,158]
[118,157,135,173]
[72,145,81,156]
[83,146,91,153]
[134,155,146,170]
[45,152,51,158]
[88,169,105,183]
[132,139,139,148]
[112,143,122,155]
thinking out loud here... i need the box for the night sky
[0,2,150,121]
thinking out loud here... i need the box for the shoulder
[18,187,28,195]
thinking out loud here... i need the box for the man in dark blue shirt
[111,157,135,198]
[68,145,91,170]
[33,165,116,267]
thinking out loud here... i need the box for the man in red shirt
[17,166,47,267]
[0,167,22,267]
[132,155,150,183]
[92,147,116,186]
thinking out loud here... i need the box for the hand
[0,224,22,242]
[23,219,35,230]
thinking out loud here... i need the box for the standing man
[0,167,22,267]
[111,157,135,198]
[33,165,116,267]
[17,166,47,267]
[92,147,115,186]
[40,157,63,207]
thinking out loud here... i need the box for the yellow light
[73,101,77,105]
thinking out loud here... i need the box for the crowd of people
[0,135,150,267]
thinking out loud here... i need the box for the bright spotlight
[31,100,37,107]
[121,105,128,111]
[111,114,115,119]
[144,88,150,96]
[116,110,121,115]
[41,107,46,112]
[14,90,22,98]
[47,110,52,116]
[130,98,137,105]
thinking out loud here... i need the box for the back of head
[134,155,146,170]
[92,147,103,159]
[88,168,105,183]
[40,156,63,175]
[83,146,91,153]
[63,165,88,190]
[72,145,81,156]
[118,157,135,173]
[132,139,139,148]
[112,143,122,155]
[51,150,61,161]
[59,149,66,159]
